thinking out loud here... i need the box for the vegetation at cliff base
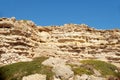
[70,65,93,75]
[69,60,120,78]
[81,60,120,77]
[0,57,120,80]
[0,57,54,80]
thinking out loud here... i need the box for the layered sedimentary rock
[0,17,42,64]
[0,17,120,67]
[38,24,120,67]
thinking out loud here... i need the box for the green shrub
[0,57,53,80]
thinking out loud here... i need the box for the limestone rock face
[42,24,120,67]
[38,31,51,42]
[0,17,120,68]
[0,53,32,64]
[0,17,42,64]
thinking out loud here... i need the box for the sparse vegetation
[70,65,93,75]
[68,63,94,75]
[69,60,120,78]
[0,57,54,80]
[81,60,120,78]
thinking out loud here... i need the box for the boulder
[76,74,89,80]
[88,75,106,80]
[22,74,46,80]
[74,74,106,80]
[93,69,101,76]
[52,65,74,80]
[42,57,66,67]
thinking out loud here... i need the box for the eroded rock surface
[42,57,66,67]
[0,17,120,68]
[42,57,74,80]
[22,74,46,80]
[0,17,42,64]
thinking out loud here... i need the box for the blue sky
[0,0,120,29]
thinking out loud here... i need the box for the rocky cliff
[43,24,120,67]
[0,17,120,80]
[0,17,120,68]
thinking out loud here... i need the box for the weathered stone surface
[53,76,61,80]
[42,57,74,80]
[22,74,46,80]
[0,17,41,64]
[52,65,74,80]
[38,31,51,42]
[88,75,106,80]
[0,53,32,64]
[76,74,89,80]
[42,57,66,67]
[74,74,106,80]
[93,69,101,77]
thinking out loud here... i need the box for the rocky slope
[0,17,120,68]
